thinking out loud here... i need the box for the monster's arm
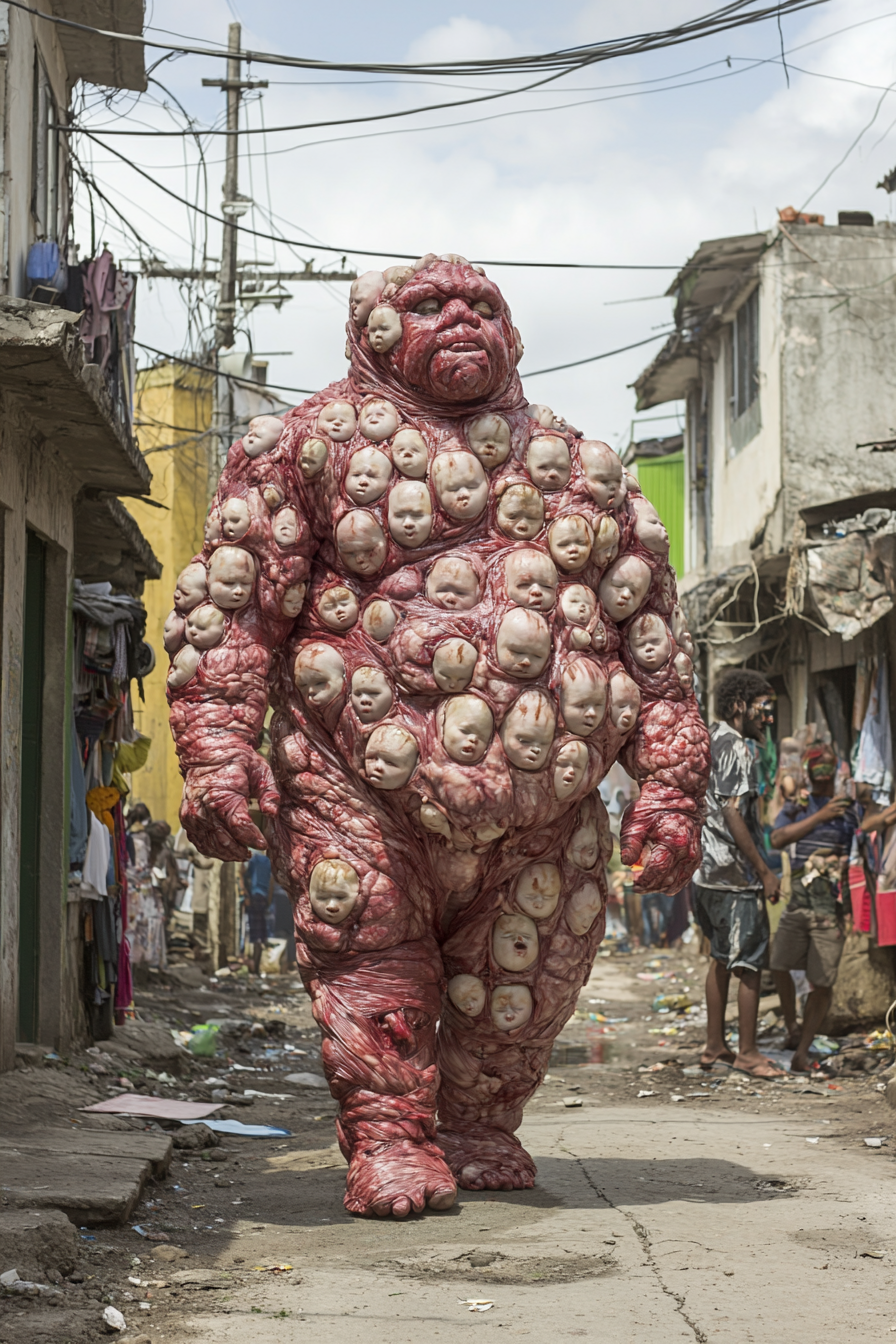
[618,696,711,894]
[168,435,317,861]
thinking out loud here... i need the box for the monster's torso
[210,377,676,848]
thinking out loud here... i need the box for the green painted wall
[637,452,685,576]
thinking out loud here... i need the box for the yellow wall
[126,364,215,828]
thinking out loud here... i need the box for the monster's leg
[436,823,608,1192]
[272,798,455,1219]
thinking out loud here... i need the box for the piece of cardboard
[81,1095,223,1121]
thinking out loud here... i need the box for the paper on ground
[81,1095,223,1120]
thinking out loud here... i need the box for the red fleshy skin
[168,258,709,1215]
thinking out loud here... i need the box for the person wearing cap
[770,743,861,1073]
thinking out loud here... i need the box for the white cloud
[405,16,520,64]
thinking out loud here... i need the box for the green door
[637,452,685,577]
[18,530,46,1042]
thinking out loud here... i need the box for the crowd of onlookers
[620,667,896,1078]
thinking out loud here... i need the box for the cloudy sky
[76,0,896,449]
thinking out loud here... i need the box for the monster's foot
[438,1125,537,1191]
[343,1138,457,1218]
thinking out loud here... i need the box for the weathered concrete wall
[707,262,785,575]
[0,387,76,1068]
[779,224,896,534]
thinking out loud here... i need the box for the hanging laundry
[854,659,894,803]
[81,813,111,899]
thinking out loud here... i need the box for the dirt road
[2,945,894,1343]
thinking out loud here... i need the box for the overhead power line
[522,331,673,377]
[8,0,830,75]
[134,340,316,396]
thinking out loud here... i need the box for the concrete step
[0,1127,173,1225]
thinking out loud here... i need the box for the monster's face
[385,263,516,404]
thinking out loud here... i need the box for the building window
[729,286,761,453]
[31,56,59,240]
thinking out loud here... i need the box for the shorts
[693,885,769,973]
[769,907,844,989]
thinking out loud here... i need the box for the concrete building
[0,1,156,1069]
[633,215,896,737]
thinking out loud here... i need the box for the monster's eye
[414,298,442,315]
[472,301,494,317]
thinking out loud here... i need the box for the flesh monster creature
[168,255,709,1219]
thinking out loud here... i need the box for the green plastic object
[188,1024,220,1056]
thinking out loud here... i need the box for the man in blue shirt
[770,743,859,1073]
[242,849,273,975]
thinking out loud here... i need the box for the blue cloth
[69,720,89,866]
[641,893,676,946]
[244,852,272,899]
[773,794,860,873]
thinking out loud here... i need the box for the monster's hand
[620,697,710,895]
[620,794,703,894]
[180,746,281,862]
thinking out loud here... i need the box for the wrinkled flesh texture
[169,260,709,1214]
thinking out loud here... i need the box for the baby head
[553,738,589,801]
[492,913,539,972]
[273,507,299,548]
[358,398,400,443]
[627,611,672,671]
[560,658,607,737]
[391,428,428,478]
[609,670,641,734]
[560,584,596,627]
[431,452,488,522]
[499,689,556,771]
[366,306,403,354]
[221,496,250,542]
[490,984,534,1032]
[632,494,670,556]
[441,695,494,765]
[185,603,226,651]
[496,483,544,541]
[432,638,478,693]
[503,549,558,611]
[317,585,359,632]
[350,270,384,327]
[527,435,571,492]
[388,480,433,549]
[317,400,357,443]
[174,561,208,613]
[579,440,624,509]
[167,644,200,689]
[598,554,652,622]
[426,555,480,610]
[345,447,391,505]
[335,510,387,577]
[514,862,561,919]
[674,650,694,691]
[163,609,185,655]
[466,413,511,469]
[294,643,346,709]
[207,547,255,610]
[281,582,307,618]
[526,402,555,429]
[592,514,620,568]
[548,515,593,573]
[568,805,599,870]
[299,437,329,479]
[364,723,418,790]
[496,608,551,679]
[242,415,283,459]
[566,880,603,935]
[362,599,397,643]
[309,858,360,925]
[447,974,487,1018]
[350,666,393,723]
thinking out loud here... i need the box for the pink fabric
[875,887,896,946]
[848,864,872,933]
